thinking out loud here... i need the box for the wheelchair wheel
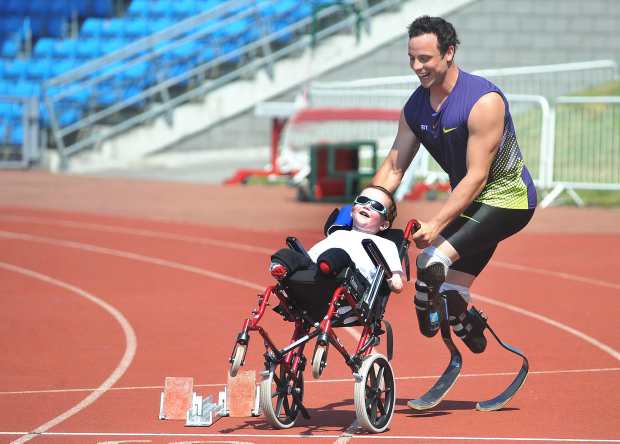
[260,360,305,429]
[311,344,328,379]
[354,353,396,433]
[229,343,247,377]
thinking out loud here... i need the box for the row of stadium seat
[0,0,341,146]
[0,0,114,19]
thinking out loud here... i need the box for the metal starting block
[159,372,261,427]
[186,389,228,426]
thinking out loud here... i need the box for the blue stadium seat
[101,37,127,54]
[127,0,150,18]
[3,59,28,81]
[171,0,196,19]
[58,107,81,126]
[26,59,54,80]
[33,37,55,58]
[125,18,149,40]
[101,19,126,39]
[76,37,103,60]
[150,2,174,19]
[148,18,174,34]
[14,79,41,98]
[81,18,103,39]
[1,38,20,58]
[52,39,80,60]
[0,80,10,95]
[51,59,80,77]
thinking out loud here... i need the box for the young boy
[270,185,404,293]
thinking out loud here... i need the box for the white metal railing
[287,61,620,207]
[540,96,620,207]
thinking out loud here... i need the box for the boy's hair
[407,15,460,56]
[364,185,397,227]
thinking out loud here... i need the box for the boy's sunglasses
[353,195,388,216]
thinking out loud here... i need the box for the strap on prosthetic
[443,286,487,354]
[414,247,451,337]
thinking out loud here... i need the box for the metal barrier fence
[298,61,620,206]
[540,96,620,207]
[0,95,40,168]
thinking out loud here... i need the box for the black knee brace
[416,260,446,293]
[444,290,487,353]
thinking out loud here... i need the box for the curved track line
[473,293,620,362]
[0,230,361,345]
[0,262,137,444]
[0,215,274,255]
[0,230,264,292]
[1,229,617,364]
[490,260,620,291]
[2,214,619,291]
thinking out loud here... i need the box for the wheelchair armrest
[286,236,311,260]
[362,238,392,279]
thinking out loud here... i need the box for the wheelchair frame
[228,219,420,433]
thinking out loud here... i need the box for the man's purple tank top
[403,69,537,209]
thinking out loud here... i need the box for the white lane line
[1,367,618,396]
[0,262,137,444]
[0,432,619,442]
[490,260,620,291]
[1,230,618,373]
[0,214,274,254]
[3,213,620,291]
[473,294,620,362]
[0,230,264,292]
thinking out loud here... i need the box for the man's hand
[411,220,440,249]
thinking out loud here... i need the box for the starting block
[159,372,261,427]
[159,377,194,420]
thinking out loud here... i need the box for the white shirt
[307,230,403,283]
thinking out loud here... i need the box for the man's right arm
[372,110,421,194]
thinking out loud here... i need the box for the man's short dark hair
[407,16,460,56]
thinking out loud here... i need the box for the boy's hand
[387,273,403,293]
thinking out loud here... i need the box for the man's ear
[379,220,390,231]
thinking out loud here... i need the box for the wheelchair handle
[404,219,421,239]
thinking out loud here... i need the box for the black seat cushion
[283,267,346,321]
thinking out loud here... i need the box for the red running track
[1,206,619,444]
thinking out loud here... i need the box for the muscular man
[372,16,537,353]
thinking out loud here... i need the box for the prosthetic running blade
[472,307,529,411]
[408,297,462,411]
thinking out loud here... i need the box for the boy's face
[351,188,391,234]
